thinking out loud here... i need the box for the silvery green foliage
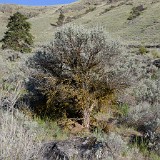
[129,102,158,122]
[93,130,142,159]
[0,109,42,160]
[129,80,160,126]
[0,49,30,109]
[106,132,128,156]
[94,131,132,159]
[33,24,136,88]
[53,24,124,70]
[29,24,135,105]
[134,78,160,105]
[104,133,146,160]
[126,54,160,127]
[36,25,152,90]
[0,50,42,159]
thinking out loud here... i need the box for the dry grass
[0,109,42,160]
[0,70,41,159]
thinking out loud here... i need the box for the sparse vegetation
[127,5,146,20]
[100,2,125,15]
[85,7,96,14]
[51,11,66,27]
[100,5,116,15]
[56,11,65,26]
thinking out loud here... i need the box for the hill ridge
[0,0,160,46]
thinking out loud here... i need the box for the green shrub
[100,5,115,15]
[85,7,96,14]
[127,5,146,20]
[139,46,148,55]
[51,11,65,27]
[56,11,65,26]
[0,12,34,53]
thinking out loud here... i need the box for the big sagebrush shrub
[28,25,130,129]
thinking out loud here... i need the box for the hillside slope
[0,0,160,46]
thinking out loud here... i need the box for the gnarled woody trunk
[83,100,96,129]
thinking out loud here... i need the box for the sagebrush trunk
[83,101,96,129]
[83,108,91,129]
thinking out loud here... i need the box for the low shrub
[127,5,146,20]
[139,45,149,55]
[100,5,115,15]
[85,7,96,14]
[0,109,42,159]
[152,50,160,58]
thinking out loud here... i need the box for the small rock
[153,59,160,68]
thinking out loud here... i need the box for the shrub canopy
[28,25,129,128]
